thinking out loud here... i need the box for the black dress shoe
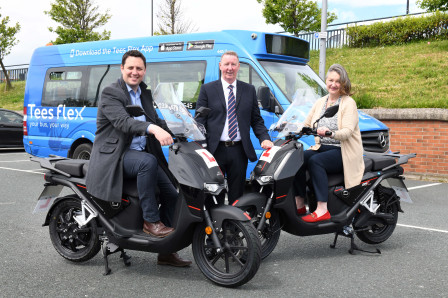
[143,221,174,238]
[157,252,192,267]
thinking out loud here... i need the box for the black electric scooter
[234,96,415,259]
[32,83,261,287]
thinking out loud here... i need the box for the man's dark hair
[122,50,146,67]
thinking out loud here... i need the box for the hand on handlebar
[148,125,174,146]
[317,126,331,137]
[261,139,274,149]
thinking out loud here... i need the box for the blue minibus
[23,30,390,177]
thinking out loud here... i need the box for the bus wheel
[72,143,92,160]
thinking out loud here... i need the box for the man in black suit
[86,50,191,267]
[196,51,273,205]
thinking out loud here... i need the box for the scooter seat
[368,154,396,171]
[327,157,374,187]
[123,179,139,197]
[54,159,89,177]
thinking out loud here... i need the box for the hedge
[346,11,448,47]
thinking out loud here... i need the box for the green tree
[257,0,337,36]
[155,0,197,35]
[417,0,448,11]
[0,8,21,91]
[45,0,111,44]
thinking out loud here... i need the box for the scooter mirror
[323,104,339,118]
[126,105,146,117]
[195,106,211,119]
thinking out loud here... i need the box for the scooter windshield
[272,90,318,139]
[152,83,206,141]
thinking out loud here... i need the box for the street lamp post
[319,0,327,80]
[407,0,410,14]
[151,0,154,36]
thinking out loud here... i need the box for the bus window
[43,68,86,107]
[146,61,206,109]
[87,65,121,107]
[238,63,268,104]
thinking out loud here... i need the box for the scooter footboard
[232,192,267,216]
[209,205,251,229]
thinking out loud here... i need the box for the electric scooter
[234,95,415,259]
[32,83,261,287]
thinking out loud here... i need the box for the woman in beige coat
[295,64,365,223]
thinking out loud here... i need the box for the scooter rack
[100,236,131,276]
[330,226,381,255]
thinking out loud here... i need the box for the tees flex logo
[27,104,86,130]
[28,104,85,120]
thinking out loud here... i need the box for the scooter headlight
[257,175,273,185]
[203,183,223,195]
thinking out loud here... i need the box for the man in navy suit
[196,51,273,204]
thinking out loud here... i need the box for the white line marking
[398,224,448,233]
[0,202,15,205]
[408,183,442,190]
[0,160,31,163]
[0,166,44,175]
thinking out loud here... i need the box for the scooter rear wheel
[192,220,261,288]
[49,197,101,262]
[356,203,399,244]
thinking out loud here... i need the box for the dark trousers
[123,149,178,226]
[214,142,248,205]
[294,145,343,203]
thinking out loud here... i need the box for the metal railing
[0,64,29,83]
[298,28,348,51]
[296,12,427,50]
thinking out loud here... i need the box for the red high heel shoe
[297,206,307,215]
[301,211,331,223]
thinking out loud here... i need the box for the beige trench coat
[303,95,365,189]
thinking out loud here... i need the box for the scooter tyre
[355,203,399,245]
[49,197,101,262]
[192,220,261,288]
[242,206,281,260]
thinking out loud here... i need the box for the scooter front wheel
[49,197,101,262]
[242,206,281,259]
[192,220,261,288]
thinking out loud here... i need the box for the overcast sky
[2,0,424,66]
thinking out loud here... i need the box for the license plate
[386,178,413,204]
[33,185,63,214]
[391,186,413,203]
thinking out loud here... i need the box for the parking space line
[398,223,448,233]
[0,202,16,205]
[0,166,44,175]
[408,183,442,190]
[0,160,31,163]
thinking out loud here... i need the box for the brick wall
[378,119,448,176]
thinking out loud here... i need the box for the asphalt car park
[0,151,447,297]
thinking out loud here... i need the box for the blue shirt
[127,85,148,151]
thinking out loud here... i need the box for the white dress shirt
[220,78,241,141]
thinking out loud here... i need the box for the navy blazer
[196,80,270,162]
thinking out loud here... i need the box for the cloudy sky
[2,0,424,65]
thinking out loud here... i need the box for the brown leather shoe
[157,252,192,267]
[143,221,174,238]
